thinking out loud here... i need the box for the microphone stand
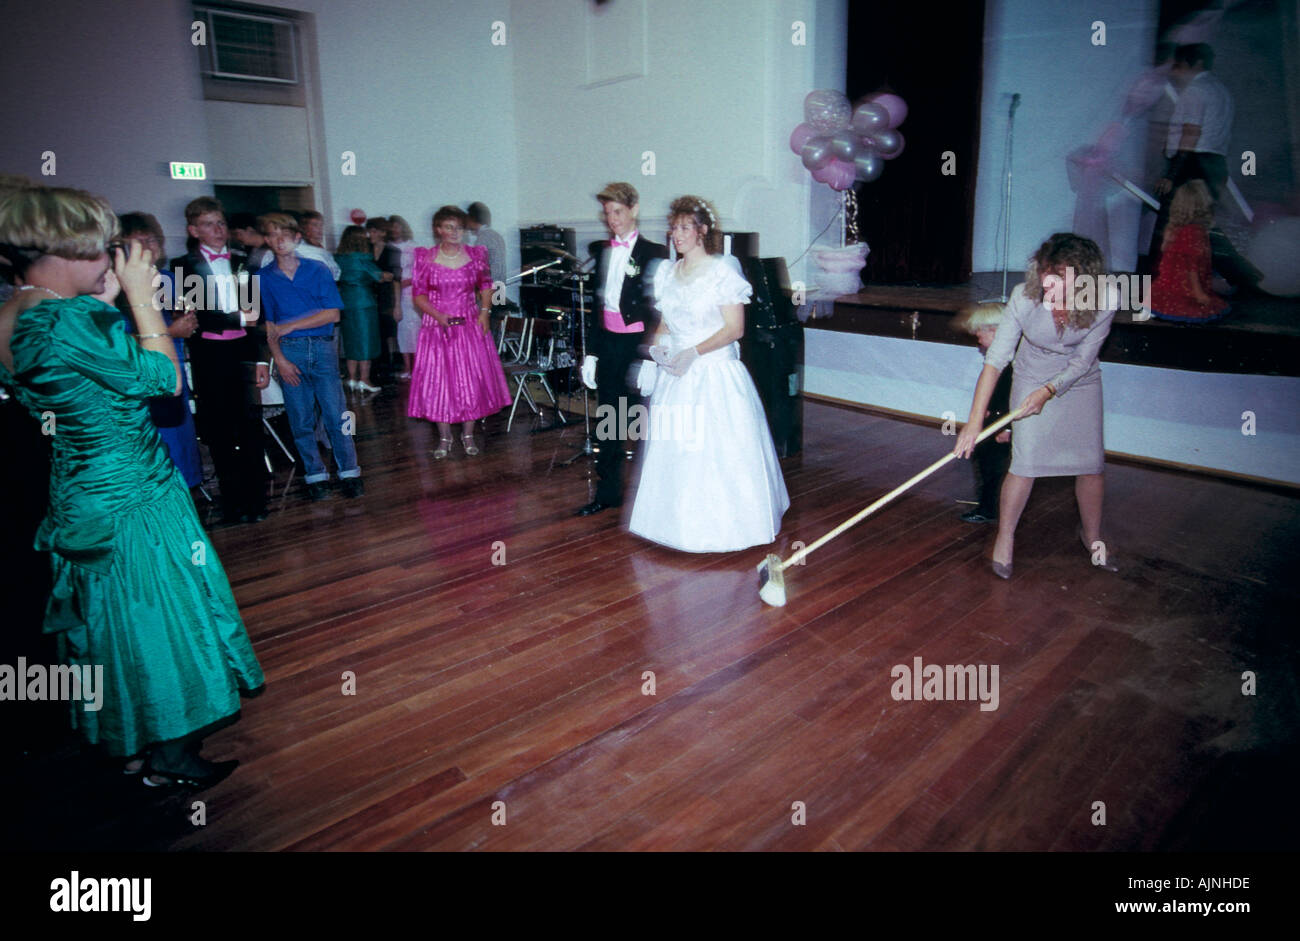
[558,257,597,466]
[981,93,1020,304]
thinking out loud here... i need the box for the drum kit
[504,246,597,460]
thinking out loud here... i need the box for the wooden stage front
[7,391,1299,852]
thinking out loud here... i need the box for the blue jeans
[277,334,360,484]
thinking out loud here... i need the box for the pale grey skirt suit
[983,283,1116,477]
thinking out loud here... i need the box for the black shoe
[961,509,997,524]
[340,477,365,499]
[306,482,331,501]
[575,500,620,517]
[142,758,238,792]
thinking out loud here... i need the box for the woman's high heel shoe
[991,559,1013,580]
[462,433,480,456]
[142,758,238,791]
[434,436,453,459]
[1078,528,1119,573]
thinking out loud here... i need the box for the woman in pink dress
[408,205,511,457]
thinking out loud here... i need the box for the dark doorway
[846,0,986,285]
[214,184,316,219]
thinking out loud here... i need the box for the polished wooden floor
[8,387,1299,851]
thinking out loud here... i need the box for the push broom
[757,407,1026,607]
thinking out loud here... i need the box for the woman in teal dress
[334,224,387,393]
[0,186,264,789]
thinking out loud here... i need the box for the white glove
[581,355,598,390]
[649,345,674,369]
[635,359,659,395]
[666,346,699,377]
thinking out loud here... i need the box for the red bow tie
[202,249,230,261]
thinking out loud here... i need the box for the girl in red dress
[1150,180,1229,323]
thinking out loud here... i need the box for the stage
[810,271,1300,377]
[6,391,1297,851]
[802,272,1300,487]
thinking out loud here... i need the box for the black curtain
[846,0,986,284]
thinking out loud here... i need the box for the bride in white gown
[628,196,789,552]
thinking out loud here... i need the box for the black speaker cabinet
[521,225,577,270]
[727,231,759,259]
[740,256,803,457]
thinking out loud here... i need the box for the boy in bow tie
[173,197,268,524]
[575,182,668,517]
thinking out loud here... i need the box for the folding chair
[503,314,569,432]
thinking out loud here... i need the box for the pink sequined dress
[407,244,511,423]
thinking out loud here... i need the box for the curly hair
[387,215,414,242]
[1023,232,1106,329]
[336,225,370,254]
[1166,180,1214,236]
[667,195,723,254]
[432,205,469,233]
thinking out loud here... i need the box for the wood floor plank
[8,390,1297,852]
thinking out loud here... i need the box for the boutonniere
[625,260,640,278]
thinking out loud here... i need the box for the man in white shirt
[1156,44,1232,200]
[1151,44,1256,286]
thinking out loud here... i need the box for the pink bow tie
[202,249,230,261]
[611,232,636,249]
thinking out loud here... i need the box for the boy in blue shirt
[257,212,363,500]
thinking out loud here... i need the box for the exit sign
[170,162,207,180]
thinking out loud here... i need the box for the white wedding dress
[628,257,789,552]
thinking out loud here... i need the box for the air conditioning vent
[198,7,297,84]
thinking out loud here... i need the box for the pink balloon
[789,123,817,155]
[825,159,857,191]
[871,93,908,128]
[811,163,837,184]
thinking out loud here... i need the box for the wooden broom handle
[781,407,1026,571]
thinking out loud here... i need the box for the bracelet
[137,332,168,340]
[1044,383,1057,398]
[131,302,157,309]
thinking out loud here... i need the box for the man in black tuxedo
[172,197,269,524]
[576,182,669,516]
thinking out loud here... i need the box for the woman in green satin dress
[0,187,264,789]
[334,225,387,393]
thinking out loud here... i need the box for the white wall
[510,0,837,273]
[272,0,519,261]
[0,0,214,253]
[973,0,1158,273]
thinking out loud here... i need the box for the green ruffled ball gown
[0,296,264,756]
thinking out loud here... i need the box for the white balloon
[1247,216,1300,296]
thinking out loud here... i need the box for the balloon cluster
[790,90,908,191]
